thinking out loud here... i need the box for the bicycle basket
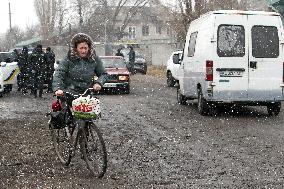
[72,96,100,119]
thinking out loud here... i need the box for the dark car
[100,56,130,94]
[121,49,147,75]
[133,54,147,74]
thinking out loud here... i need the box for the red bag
[52,100,62,112]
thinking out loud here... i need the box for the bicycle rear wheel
[80,121,107,178]
[50,120,73,166]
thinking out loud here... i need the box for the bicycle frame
[50,88,107,177]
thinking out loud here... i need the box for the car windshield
[101,58,126,68]
[0,52,16,63]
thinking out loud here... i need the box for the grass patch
[147,65,166,78]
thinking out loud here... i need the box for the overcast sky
[0,0,37,34]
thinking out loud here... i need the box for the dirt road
[1,74,284,188]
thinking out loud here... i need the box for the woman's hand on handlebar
[93,83,102,91]
[55,89,64,96]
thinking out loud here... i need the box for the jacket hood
[68,33,97,61]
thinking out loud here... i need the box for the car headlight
[119,75,129,81]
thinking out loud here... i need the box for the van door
[213,14,249,101]
[248,15,283,101]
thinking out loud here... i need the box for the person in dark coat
[45,47,55,93]
[17,46,30,94]
[115,48,124,57]
[53,33,108,105]
[13,49,19,62]
[29,44,47,98]
[128,46,135,74]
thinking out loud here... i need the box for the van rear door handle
[250,61,257,69]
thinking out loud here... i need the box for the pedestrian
[128,46,135,74]
[45,47,55,93]
[17,46,30,94]
[12,49,19,62]
[53,33,107,105]
[29,44,47,98]
[115,48,124,57]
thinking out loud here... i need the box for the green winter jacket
[52,33,107,94]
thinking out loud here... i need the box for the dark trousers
[46,71,54,92]
[31,71,44,97]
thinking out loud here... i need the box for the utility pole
[9,2,12,31]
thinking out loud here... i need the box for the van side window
[251,26,279,58]
[217,25,245,57]
[187,32,198,57]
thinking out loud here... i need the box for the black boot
[32,90,37,98]
[39,90,43,98]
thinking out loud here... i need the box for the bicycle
[47,88,107,178]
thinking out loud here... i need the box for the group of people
[17,45,55,98]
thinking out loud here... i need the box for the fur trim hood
[68,33,97,61]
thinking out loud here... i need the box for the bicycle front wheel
[50,120,73,166]
[81,121,107,178]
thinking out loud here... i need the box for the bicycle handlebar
[55,88,97,102]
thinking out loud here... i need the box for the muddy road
[1,74,284,188]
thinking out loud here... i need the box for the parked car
[121,49,147,74]
[134,54,147,74]
[100,56,130,94]
[166,50,183,87]
[0,52,19,96]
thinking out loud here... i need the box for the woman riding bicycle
[50,33,108,177]
[53,33,107,99]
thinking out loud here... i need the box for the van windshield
[251,26,279,58]
[217,25,245,57]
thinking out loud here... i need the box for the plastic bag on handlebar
[72,95,100,119]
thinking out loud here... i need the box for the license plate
[219,70,243,77]
[103,83,117,87]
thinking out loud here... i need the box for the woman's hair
[69,33,96,60]
[71,33,92,49]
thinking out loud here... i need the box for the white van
[175,10,284,116]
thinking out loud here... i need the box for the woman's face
[76,42,89,58]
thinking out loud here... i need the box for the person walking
[128,46,135,74]
[53,33,108,104]
[45,47,55,93]
[115,48,124,57]
[29,44,47,98]
[17,46,30,94]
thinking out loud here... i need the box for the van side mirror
[173,54,180,64]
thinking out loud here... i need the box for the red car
[100,56,130,94]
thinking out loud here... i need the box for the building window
[156,26,162,34]
[129,26,136,39]
[142,25,149,36]
[167,26,171,35]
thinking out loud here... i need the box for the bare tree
[24,24,38,40]
[2,26,24,50]
[169,0,269,42]
[34,0,58,45]
[69,0,149,41]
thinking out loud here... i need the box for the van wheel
[197,88,209,115]
[177,89,187,105]
[167,72,175,87]
[267,102,281,116]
